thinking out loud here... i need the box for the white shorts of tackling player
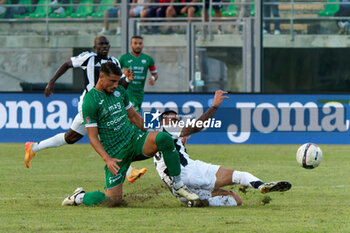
[155,153,237,206]
[70,92,88,136]
[176,160,238,207]
[181,160,220,190]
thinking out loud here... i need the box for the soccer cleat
[24,142,36,168]
[187,199,209,208]
[259,181,292,194]
[62,187,85,206]
[173,185,200,201]
[127,168,147,183]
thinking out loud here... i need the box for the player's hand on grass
[44,82,55,98]
[212,90,229,108]
[124,68,134,81]
[148,76,155,86]
[105,157,123,175]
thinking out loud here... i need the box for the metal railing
[1,0,350,38]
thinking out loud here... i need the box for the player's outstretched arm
[44,60,73,98]
[127,106,147,132]
[180,90,228,137]
[86,127,122,175]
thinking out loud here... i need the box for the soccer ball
[296,143,323,169]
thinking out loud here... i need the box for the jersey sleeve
[148,56,157,74]
[82,93,98,127]
[111,56,121,68]
[118,54,126,68]
[71,51,94,69]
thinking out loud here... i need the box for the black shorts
[205,0,221,9]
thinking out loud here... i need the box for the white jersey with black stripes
[154,128,193,189]
[70,51,121,92]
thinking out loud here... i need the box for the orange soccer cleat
[127,168,147,183]
[24,142,36,168]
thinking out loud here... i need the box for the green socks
[82,191,108,206]
[155,132,181,176]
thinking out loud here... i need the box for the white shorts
[180,160,220,191]
[0,7,6,15]
[70,93,87,136]
[131,6,144,17]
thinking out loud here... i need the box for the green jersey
[82,86,139,157]
[119,52,156,109]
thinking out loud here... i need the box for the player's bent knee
[64,131,83,144]
[103,197,125,207]
[155,132,174,150]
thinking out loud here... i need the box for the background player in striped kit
[24,35,146,183]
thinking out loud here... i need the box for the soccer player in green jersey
[62,62,199,207]
[119,35,158,113]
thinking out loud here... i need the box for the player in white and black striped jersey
[24,35,146,182]
[154,90,292,207]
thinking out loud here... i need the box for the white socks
[75,193,85,205]
[231,171,262,188]
[32,133,67,153]
[209,195,237,207]
[126,165,133,177]
[172,175,184,190]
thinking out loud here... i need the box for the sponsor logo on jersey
[99,99,104,105]
[128,60,133,63]
[114,91,120,97]
[142,59,146,64]
[85,116,91,124]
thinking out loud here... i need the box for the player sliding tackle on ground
[62,62,199,207]
[154,90,292,207]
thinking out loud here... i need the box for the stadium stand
[29,0,52,18]
[91,0,114,18]
[318,0,340,16]
[250,0,255,16]
[13,0,32,18]
[0,0,8,18]
[49,0,73,18]
[70,0,94,18]
[222,0,237,16]
[278,2,324,33]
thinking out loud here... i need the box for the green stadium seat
[29,0,52,18]
[49,0,73,17]
[71,0,94,18]
[12,0,33,18]
[250,0,255,16]
[91,0,114,18]
[222,0,237,17]
[318,0,340,16]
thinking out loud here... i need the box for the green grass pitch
[1,143,350,232]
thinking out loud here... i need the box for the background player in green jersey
[62,62,199,207]
[119,35,158,113]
